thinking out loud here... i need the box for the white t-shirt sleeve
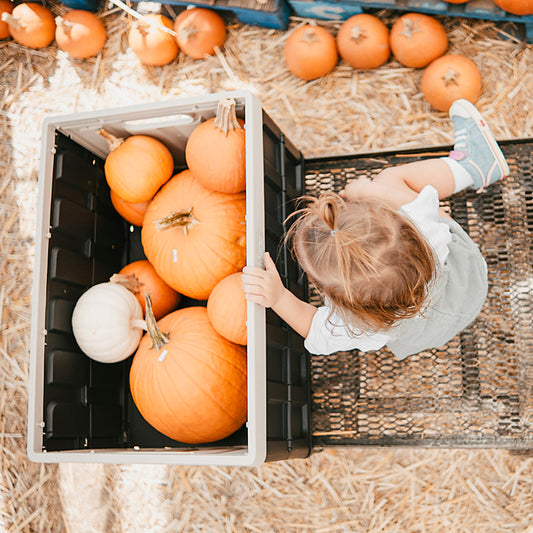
[304,305,390,355]
[399,185,452,267]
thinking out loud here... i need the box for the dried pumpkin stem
[1,13,23,30]
[178,24,198,42]
[442,68,460,86]
[110,273,142,294]
[55,16,74,33]
[350,25,366,42]
[99,129,124,151]
[399,19,420,39]
[144,292,170,350]
[154,207,199,235]
[301,28,319,44]
[214,98,242,136]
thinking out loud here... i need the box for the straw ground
[0,3,532,531]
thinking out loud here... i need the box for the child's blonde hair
[286,191,436,333]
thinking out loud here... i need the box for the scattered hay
[0,3,531,531]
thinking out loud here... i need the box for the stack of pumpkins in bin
[72,98,249,445]
[284,12,488,112]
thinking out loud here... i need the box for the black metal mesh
[305,140,533,449]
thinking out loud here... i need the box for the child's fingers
[242,266,266,278]
[263,252,277,272]
[244,292,267,306]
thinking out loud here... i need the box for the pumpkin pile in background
[283,13,484,112]
[72,98,249,445]
[2,0,530,111]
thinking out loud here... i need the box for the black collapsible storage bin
[28,91,312,466]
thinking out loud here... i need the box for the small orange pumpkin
[421,54,483,112]
[141,169,246,300]
[110,189,150,227]
[492,0,533,14]
[128,14,178,66]
[337,13,390,69]
[174,7,226,59]
[185,97,246,194]
[0,0,14,40]
[390,13,448,68]
[2,2,55,48]
[207,272,247,345]
[110,260,180,320]
[55,10,107,59]
[284,24,338,81]
[130,304,247,444]
[100,129,174,203]
[336,14,390,70]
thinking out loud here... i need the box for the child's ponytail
[285,191,436,332]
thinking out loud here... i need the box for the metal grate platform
[304,139,533,450]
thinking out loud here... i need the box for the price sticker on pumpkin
[158,349,168,362]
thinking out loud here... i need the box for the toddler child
[242,99,509,359]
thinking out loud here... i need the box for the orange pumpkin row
[284,15,482,112]
[0,2,106,58]
[128,7,226,66]
[284,13,451,80]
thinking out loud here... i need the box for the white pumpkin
[72,282,146,363]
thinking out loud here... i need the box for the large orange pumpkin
[185,97,246,194]
[207,272,247,345]
[100,130,174,203]
[141,169,246,300]
[390,13,448,68]
[110,259,181,320]
[130,304,247,444]
[421,54,482,112]
[284,24,338,80]
[336,14,390,70]
[492,0,533,14]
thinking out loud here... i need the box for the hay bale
[0,3,531,531]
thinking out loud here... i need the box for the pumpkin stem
[1,13,23,30]
[154,207,199,235]
[301,28,319,44]
[442,68,460,86]
[131,318,148,331]
[399,19,420,40]
[144,292,170,350]
[213,98,242,136]
[350,25,366,43]
[178,24,198,42]
[110,273,142,294]
[99,129,124,152]
[55,16,74,33]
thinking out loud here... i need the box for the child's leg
[373,159,456,200]
[373,99,509,198]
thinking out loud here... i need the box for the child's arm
[242,252,317,338]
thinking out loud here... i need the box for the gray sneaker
[448,99,509,193]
